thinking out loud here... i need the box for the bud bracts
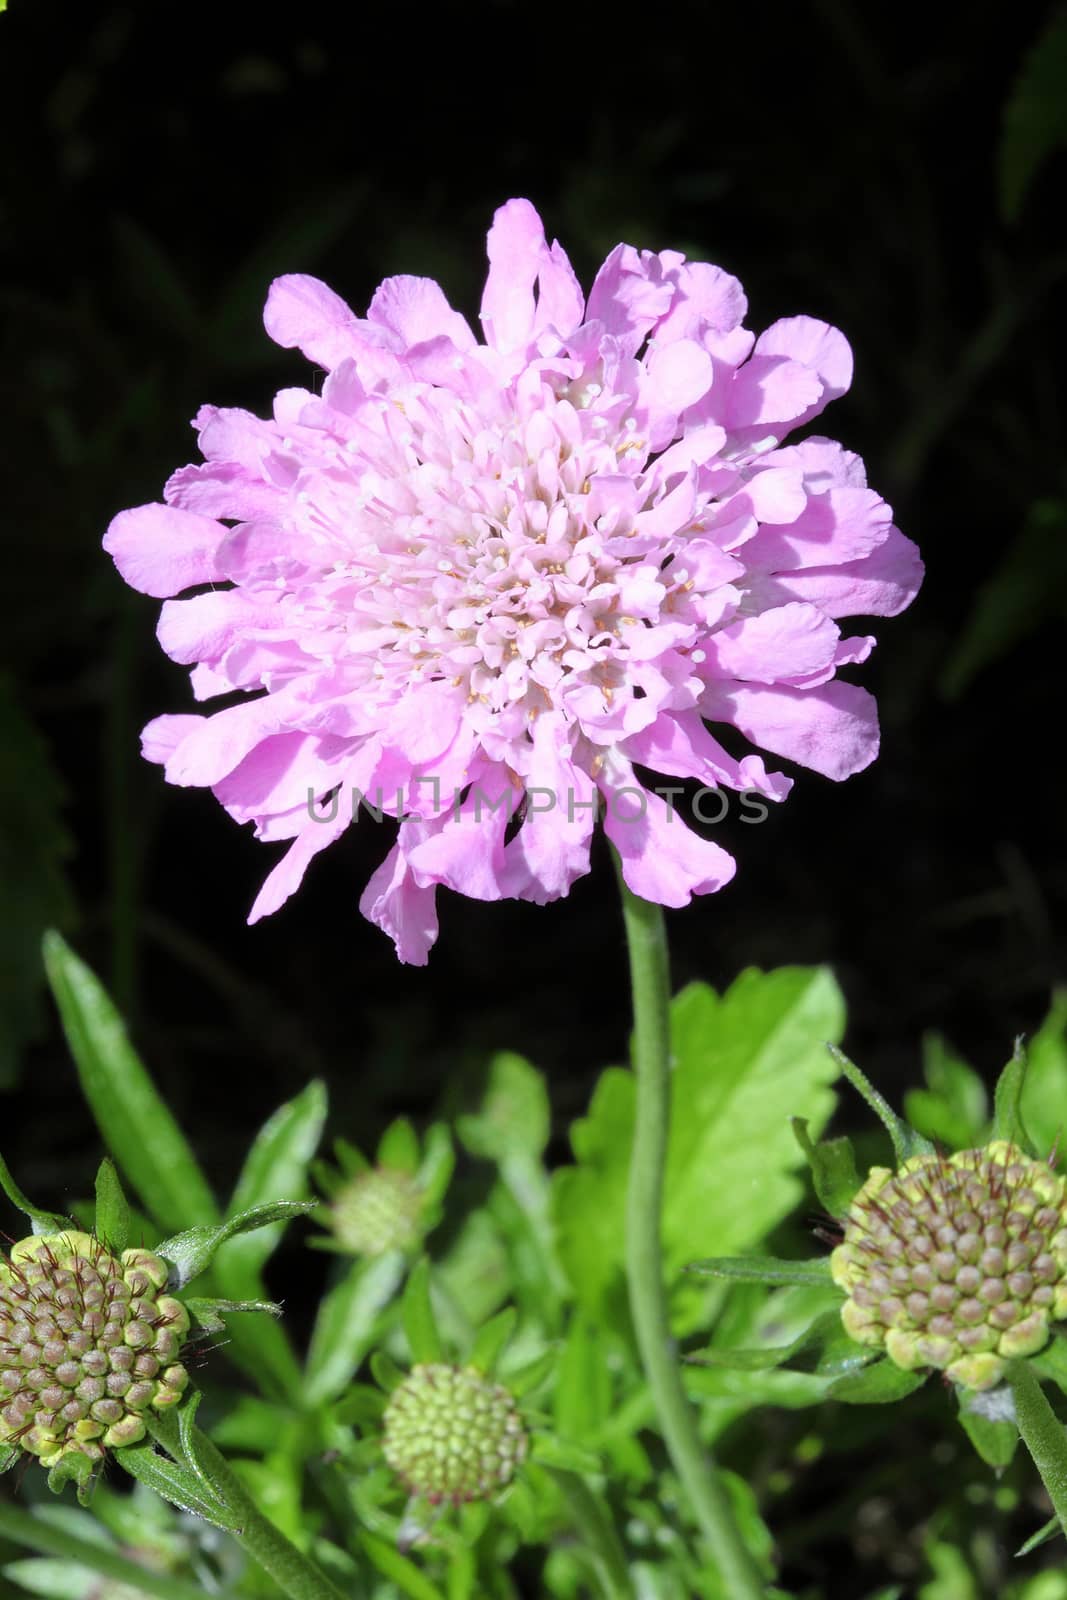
[832,1143,1067,1390]
[0,1232,189,1466]
[382,1362,528,1502]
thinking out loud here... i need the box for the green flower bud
[832,1142,1067,1390]
[0,1232,189,1467]
[329,1168,424,1257]
[382,1362,528,1503]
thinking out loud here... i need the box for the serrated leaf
[792,1119,862,1216]
[156,1200,315,1288]
[401,1257,443,1363]
[686,1255,836,1288]
[828,1359,927,1404]
[42,933,217,1233]
[553,968,846,1329]
[93,1159,130,1254]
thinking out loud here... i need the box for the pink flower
[105,200,922,963]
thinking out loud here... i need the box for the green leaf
[416,1124,455,1211]
[304,1251,406,1406]
[827,1359,928,1404]
[469,1307,517,1375]
[691,1309,854,1372]
[553,967,846,1328]
[830,1046,935,1164]
[686,1255,836,1288]
[999,11,1067,222]
[1010,1360,1067,1535]
[554,1316,612,1441]
[530,1432,602,1474]
[92,1160,130,1254]
[156,1200,315,1288]
[992,1037,1037,1154]
[47,1450,96,1507]
[958,1391,1019,1469]
[457,1050,550,1162]
[904,1034,989,1151]
[224,1079,327,1275]
[42,933,217,1233]
[1019,993,1067,1162]
[369,1349,407,1394]
[402,1257,443,1363]
[0,1503,212,1600]
[182,1295,282,1333]
[1016,1513,1061,1557]
[0,677,74,1088]
[0,1151,71,1235]
[115,1443,238,1531]
[356,1530,446,1600]
[377,1117,419,1173]
[791,1119,862,1216]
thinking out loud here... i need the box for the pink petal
[359,839,439,965]
[503,715,594,901]
[367,275,476,352]
[141,714,204,764]
[621,710,792,799]
[756,526,924,618]
[701,677,879,781]
[158,697,290,787]
[164,463,284,522]
[653,260,748,342]
[264,274,367,370]
[156,591,283,665]
[703,602,841,685]
[103,504,223,599]
[600,754,736,906]
[743,487,893,572]
[479,198,546,352]
[756,316,853,405]
[248,804,351,923]
[726,354,823,431]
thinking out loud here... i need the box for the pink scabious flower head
[104,199,922,963]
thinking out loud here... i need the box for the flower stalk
[614,857,763,1598]
[1009,1360,1067,1535]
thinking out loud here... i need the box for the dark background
[2,0,1065,1197]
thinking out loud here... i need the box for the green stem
[613,858,764,1599]
[146,1414,348,1600]
[1010,1360,1067,1530]
[0,1502,209,1600]
[547,1468,633,1600]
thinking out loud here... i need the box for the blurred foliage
[999,7,1067,222]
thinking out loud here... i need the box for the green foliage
[553,968,845,1330]
[999,9,1067,222]
[904,1034,989,1150]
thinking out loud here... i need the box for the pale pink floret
[104,198,922,963]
